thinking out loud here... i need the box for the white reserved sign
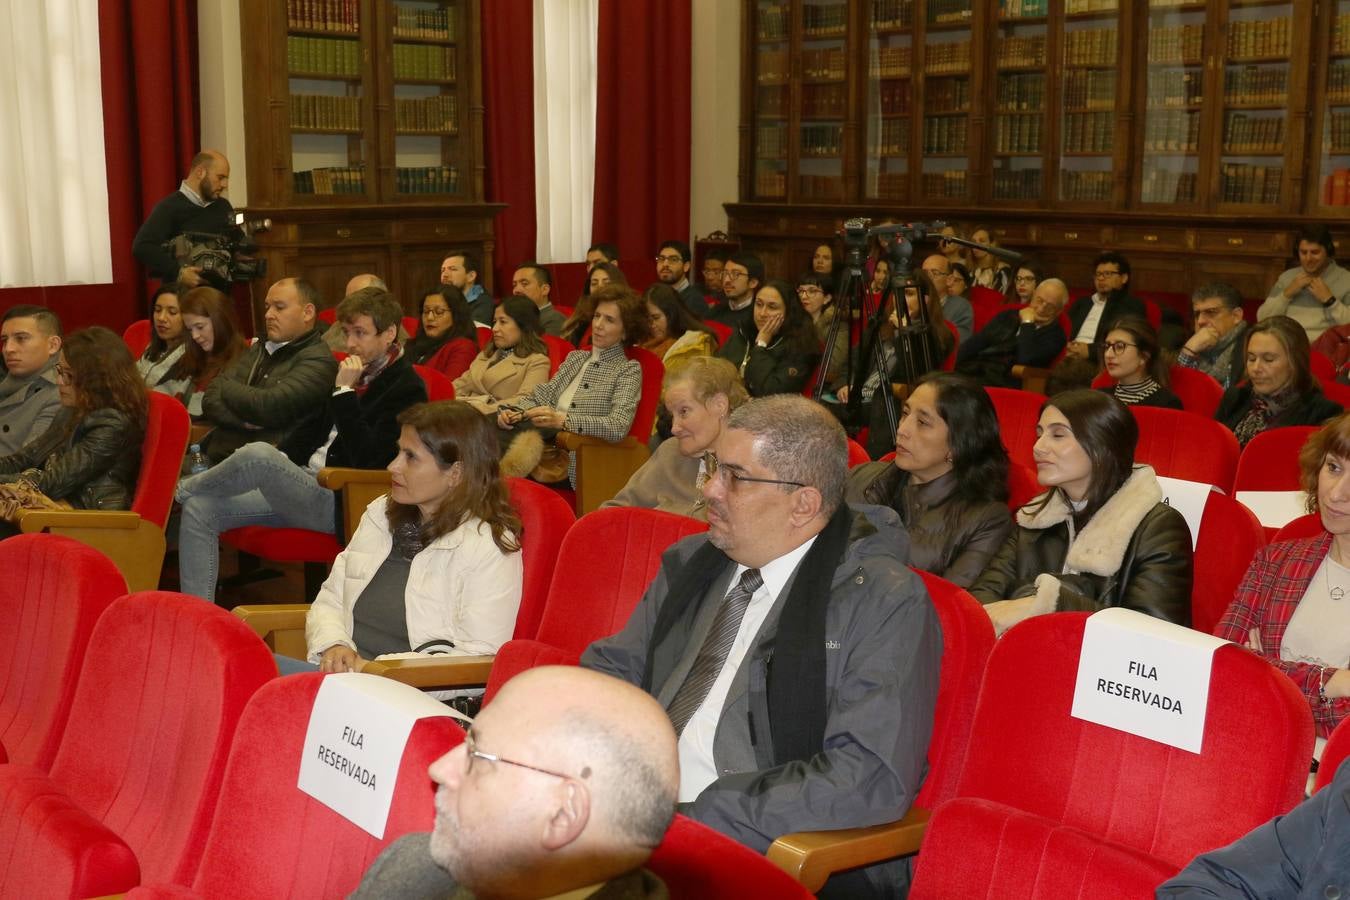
[1234,490,1307,528]
[1155,476,1215,550]
[298,673,455,838]
[1071,608,1228,753]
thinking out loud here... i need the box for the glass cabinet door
[750,0,790,200]
[1056,0,1120,205]
[286,0,371,200]
[919,0,975,201]
[798,0,849,201]
[864,0,915,202]
[1138,1,1207,207]
[1316,0,1350,209]
[1215,0,1295,208]
[990,0,1048,203]
[389,1,467,199]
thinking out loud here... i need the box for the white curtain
[532,0,599,265]
[0,0,112,288]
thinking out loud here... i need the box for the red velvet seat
[122,318,151,358]
[1191,490,1265,634]
[705,319,732,347]
[648,815,813,899]
[0,535,126,770]
[846,438,871,467]
[412,363,455,400]
[968,286,1012,334]
[483,507,707,704]
[124,673,462,899]
[1234,425,1318,536]
[1316,714,1350,792]
[1130,405,1241,494]
[986,385,1044,470]
[542,334,573,376]
[909,612,1313,899]
[1090,366,1224,418]
[1273,512,1324,542]
[0,592,276,897]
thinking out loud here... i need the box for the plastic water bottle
[187,443,209,476]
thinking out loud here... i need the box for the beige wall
[195,2,735,228]
[197,0,249,206]
[690,0,739,241]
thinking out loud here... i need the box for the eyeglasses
[423,307,450,318]
[1014,274,1037,284]
[655,254,685,265]
[1094,269,1122,279]
[723,270,748,282]
[464,728,581,781]
[923,268,951,279]
[705,453,805,490]
[797,286,823,296]
[1098,340,1138,355]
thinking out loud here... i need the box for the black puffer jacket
[846,462,1010,588]
[0,407,143,510]
[969,465,1192,626]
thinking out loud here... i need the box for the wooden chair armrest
[359,654,497,689]
[318,467,393,490]
[188,422,214,445]
[17,509,142,532]
[766,806,931,893]
[1011,365,1052,395]
[232,604,310,644]
[554,432,642,452]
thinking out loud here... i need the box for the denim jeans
[177,442,336,603]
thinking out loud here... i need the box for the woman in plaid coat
[1216,411,1350,740]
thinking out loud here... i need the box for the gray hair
[726,394,847,516]
[1037,277,1069,304]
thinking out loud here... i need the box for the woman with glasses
[407,285,479,380]
[0,327,146,532]
[797,272,848,386]
[716,278,821,397]
[846,373,1012,587]
[293,401,522,677]
[1013,261,1045,305]
[1096,316,1182,409]
[1215,315,1343,447]
[969,389,1192,635]
[604,356,748,520]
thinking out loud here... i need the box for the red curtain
[482,0,538,296]
[0,0,198,333]
[591,0,692,290]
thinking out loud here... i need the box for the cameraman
[132,150,234,287]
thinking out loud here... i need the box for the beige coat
[451,351,550,414]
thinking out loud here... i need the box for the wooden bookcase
[733,0,1346,303]
[239,0,501,315]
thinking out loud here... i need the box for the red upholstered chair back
[477,324,492,348]
[1274,512,1324,542]
[183,674,461,899]
[624,345,665,440]
[48,592,277,886]
[1316,715,1350,792]
[1167,365,1224,417]
[647,815,814,899]
[954,612,1311,868]
[0,535,126,770]
[1130,406,1240,494]
[1318,375,1350,409]
[1235,425,1318,492]
[705,319,732,347]
[122,319,151,358]
[846,438,871,467]
[986,386,1044,470]
[542,334,573,375]
[1191,490,1265,634]
[135,392,192,529]
[911,570,995,810]
[941,320,959,370]
[402,315,419,337]
[1007,461,1040,511]
[506,477,576,640]
[1312,349,1336,382]
[968,287,1011,333]
[412,363,456,401]
[317,308,337,325]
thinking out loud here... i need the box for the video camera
[165,212,271,286]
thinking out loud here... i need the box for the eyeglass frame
[705,453,806,490]
[1097,340,1139,355]
[1093,269,1123,279]
[654,254,686,265]
[464,727,585,781]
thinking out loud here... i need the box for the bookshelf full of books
[798,0,849,201]
[864,0,915,202]
[990,0,1049,202]
[1315,1,1350,208]
[751,0,791,199]
[1058,2,1120,205]
[390,0,463,198]
[1137,2,1205,206]
[920,0,978,200]
[1216,2,1296,207]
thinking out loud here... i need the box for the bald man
[322,273,406,351]
[133,149,235,286]
[352,666,678,899]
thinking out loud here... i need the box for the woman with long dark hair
[969,389,1192,634]
[715,278,821,397]
[1096,315,1183,409]
[291,401,522,676]
[452,296,551,416]
[0,327,147,527]
[642,282,715,365]
[846,372,1012,587]
[137,284,188,391]
[175,286,247,416]
[406,285,479,380]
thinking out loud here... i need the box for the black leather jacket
[0,407,143,510]
[968,466,1192,626]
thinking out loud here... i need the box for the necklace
[1325,555,1350,602]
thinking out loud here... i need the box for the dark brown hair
[1102,315,1169,387]
[144,284,185,362]
[1244,315,1314,396]
[1029,389,1137,525]
[481,296,549,361]
[385,401,521,553]
[590,284,651,347]
[62,326,149,429]
[177,286,246,384]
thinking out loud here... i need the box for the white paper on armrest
[1234,490,1307,528]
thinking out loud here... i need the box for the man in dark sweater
[132,150,234,286]
[198,276,338,465]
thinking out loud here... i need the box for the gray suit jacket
[0,366,60,457]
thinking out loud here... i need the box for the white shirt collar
[179,180,209,208]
